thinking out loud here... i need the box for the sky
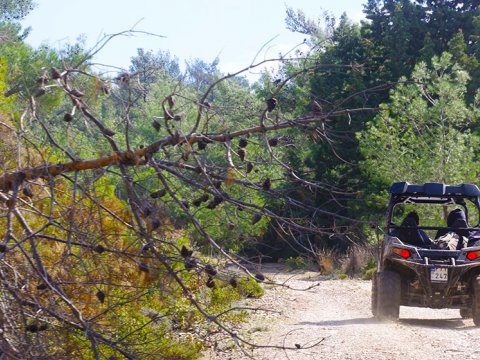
[20,1,365,78]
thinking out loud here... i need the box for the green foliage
[237,277,265,298]
[71,308,204,359]
[363,0,427,82]
[0,0,36,21]
[5,2,480,356]
[275,1,480,252]
[361,258,377,280]
[447,29,480,100]
[284,6,328,42]
[358,52,479,186]
[0,58,14,112]
[209,284,243,319]
[362,0,480,87]
[285,256,308,270]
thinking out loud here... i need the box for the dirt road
[202,264,480,359]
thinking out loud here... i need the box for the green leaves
[0,0,36,21]
[358,52,479,186]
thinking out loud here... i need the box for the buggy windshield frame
[385,182,480,232]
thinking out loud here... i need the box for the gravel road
[201,264,480,360]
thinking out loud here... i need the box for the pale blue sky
[21,1,365,76]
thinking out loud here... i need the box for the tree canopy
[359,52,479,187]
[0,0,35,21]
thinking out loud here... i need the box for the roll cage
[386,182,480,234]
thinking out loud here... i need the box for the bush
[316,249,337,275]
[285,256,308,270]
[237,277,265,298]
[361,257,377,280]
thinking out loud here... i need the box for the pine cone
[150,189,167,198]
[51,67,62,79]
[152,120,161,131]
[252,213,262,225]
[266,97,277,112]
[63,113,73,122]
[238,148,246,162]
[96,290,106,303]
[268,137,278,147]
[204,264,218,276]
[262,178,271,191]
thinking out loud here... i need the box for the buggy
[372,182,480,324]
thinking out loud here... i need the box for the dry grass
[315,248,338,275]
[340,246,377,277]
[315,245,377,277]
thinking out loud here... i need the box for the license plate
[431,267,448,282]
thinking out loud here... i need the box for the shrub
[361,257,377,280]
[316,249,337,275]
[285,256,308,270]
[237,277,265,298]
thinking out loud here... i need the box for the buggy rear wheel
[460,308,472,319]
[376,270,401,320]
[473,277,480,326]
[371,272,378,316]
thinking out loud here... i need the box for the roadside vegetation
[1,0,480,358]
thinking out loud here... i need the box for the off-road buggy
[372,182,480,324]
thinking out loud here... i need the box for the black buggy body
[372,182,480,324]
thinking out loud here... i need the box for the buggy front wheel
[376,270,401,320]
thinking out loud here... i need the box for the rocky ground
[201,264,480,360]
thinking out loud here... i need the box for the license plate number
[431,267,448,282]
